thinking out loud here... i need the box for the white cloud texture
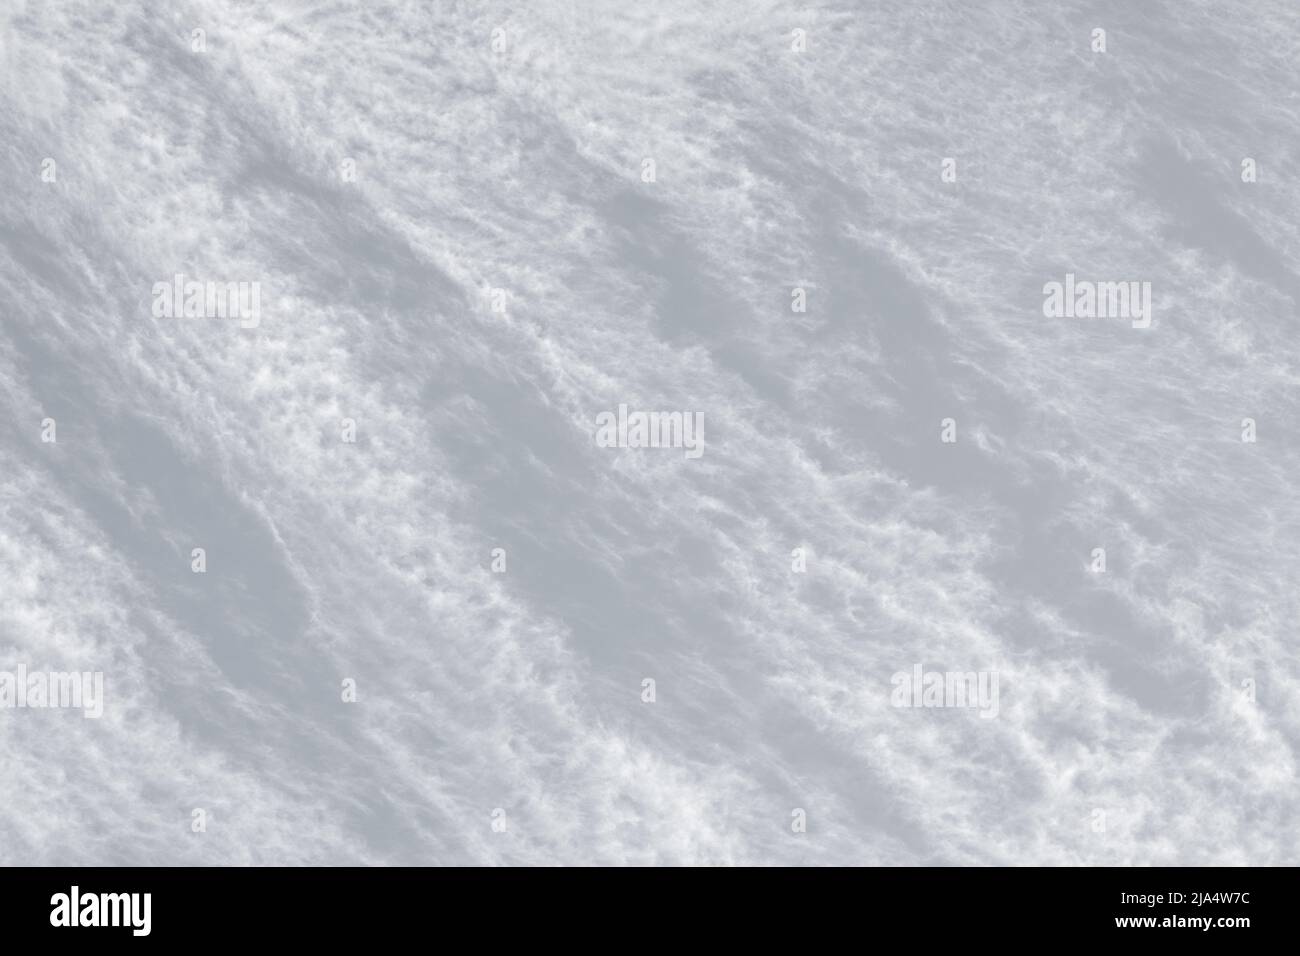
[1,0,1297,865]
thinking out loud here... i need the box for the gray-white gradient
[1,1,1298,865]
